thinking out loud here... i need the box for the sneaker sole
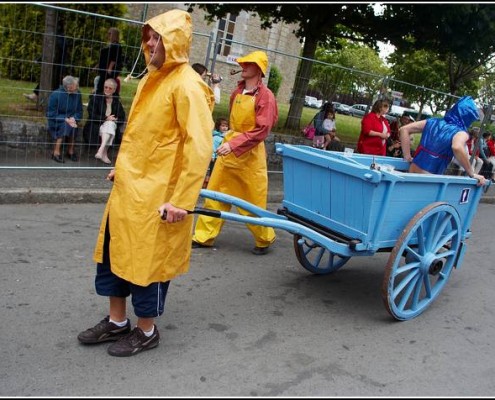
[107,339,159,357]
[77,329,131,344]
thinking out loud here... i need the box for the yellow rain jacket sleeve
[93,10,214,286]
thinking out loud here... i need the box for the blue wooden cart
[196,143,490,321]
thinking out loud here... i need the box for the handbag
[301,114,317,140]
[302,125,316,140]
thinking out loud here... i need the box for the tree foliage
[382,4,495,66]
[267,65,282,97]
[312,43,389,103]
[382,4,495,106]
[0,3,130,85]
[187,3,386,130]
[188,3,495,129]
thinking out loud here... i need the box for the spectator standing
[466,127,483,174]
[479,131,495,180]
[387,114,414,158]
[192,62,222,104]
[94,27,123,95]
[203,117,229,189]
[356,98,391,156]
[192,50,278,256]
[399,95,486,186]
[46,75,83,163]
[76,9,215,357]
[82,78,126,164]
[486,132,495,181]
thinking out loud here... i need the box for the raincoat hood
[444,96,480,132]
[236,50,268,77]
[142,9,192,73]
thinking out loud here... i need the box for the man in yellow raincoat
[192,50,279,255]
[77,10,214,357]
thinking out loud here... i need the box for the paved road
[1,202,494,396]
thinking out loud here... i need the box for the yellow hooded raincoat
[93,10,214,287]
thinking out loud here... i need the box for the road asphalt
[1,150,495,396]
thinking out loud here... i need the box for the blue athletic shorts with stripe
[95,218,170,318]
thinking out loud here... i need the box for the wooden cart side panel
[281,154,378,243]
[278,144,485,250]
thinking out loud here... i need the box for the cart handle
[161,207,221,220]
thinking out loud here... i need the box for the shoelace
[89,318,113,333]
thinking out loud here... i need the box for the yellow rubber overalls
[192,91,276,248]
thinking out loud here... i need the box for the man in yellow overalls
[192,50,278,255]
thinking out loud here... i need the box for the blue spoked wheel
[293,234,351,275]
[382,202,461,321]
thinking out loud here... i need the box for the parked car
[304,95,322,108]
[304,95,318,108]
[332,101,351,115]
[348,104,368,118]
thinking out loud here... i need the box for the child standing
[203,117,229,188]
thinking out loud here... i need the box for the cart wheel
[382,202,461,321]
[293,234,350,275]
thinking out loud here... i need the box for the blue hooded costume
[413,96,480,174]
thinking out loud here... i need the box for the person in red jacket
[486,132,495,181]
[356,98,391,156]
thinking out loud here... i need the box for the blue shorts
[413,146,451,174]
[95,219,170,318]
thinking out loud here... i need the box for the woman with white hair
[46,75,83,163]
[83,78,126,164]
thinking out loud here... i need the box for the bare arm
[399,119,427,162]
[452,131,486,186]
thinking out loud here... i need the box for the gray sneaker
[77,316,131,344]
[107,325,160,357]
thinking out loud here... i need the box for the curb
[0,188,286,205]
[0,188,492,205]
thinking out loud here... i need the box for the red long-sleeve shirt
[227,80,279,157]
[357,112,390,156]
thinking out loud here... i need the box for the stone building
[125,3,301,103]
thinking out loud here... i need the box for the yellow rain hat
[236,50,268,77]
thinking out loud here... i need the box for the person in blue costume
[399,96,486,186]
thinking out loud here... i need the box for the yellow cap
[236,51,268,77]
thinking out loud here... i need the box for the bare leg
[109,296,127,322]
[408,162,431,174]
[137,317,155,332]
[67,135,75,155]
[95,132,113,164]
[53,137,63,156]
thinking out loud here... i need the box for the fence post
[209,31,222,74]
[204,31,214,70]
[39,9,57,110]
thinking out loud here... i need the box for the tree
[312,43,389,104]
[390,49,483,114]
[382,4,495,105]
[187,3,387,130]
[189,3,495,129]
[267,65,283,97]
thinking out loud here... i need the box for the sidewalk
[0,143,285,204]
[0,146,493,204]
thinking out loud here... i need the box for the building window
[216,13,237,57]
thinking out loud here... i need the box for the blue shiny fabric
[413,96,480,174]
